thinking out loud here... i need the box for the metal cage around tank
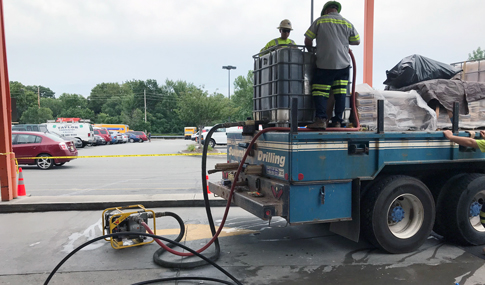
[253,45,352,127]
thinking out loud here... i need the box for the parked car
[12,131,78,169]
[109,131,123,144]
[191,131,198,141]
[121,133,128,143]
[127,131,147,142]
[93,128,112,144]
[109,133,119,144]
[12,124,48,132]
[92,135,107,146]
[197,126,244,148]
[194,127,211,142]
[126,132,141,143]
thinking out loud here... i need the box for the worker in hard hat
[305,1,360,129]
[260,19,296,53]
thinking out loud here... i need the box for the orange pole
[0,0,16,201]
[363,0,374,87]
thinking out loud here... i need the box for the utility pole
[144,89,147,123]
[37,86,40,108]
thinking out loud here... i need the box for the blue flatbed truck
[209,126,485,253]
[208,48,485,254]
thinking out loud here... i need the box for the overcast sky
[4,0,484,98]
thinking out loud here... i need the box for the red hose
[143,51,361,255]
[141,127,289,256]
[322,49,360,132]
[145,123,357,255]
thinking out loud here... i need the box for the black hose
[151,123,244,269]
[131,276,235,285]
[152,211,219,268]
[44,232,242,285]
[152,211,212,268]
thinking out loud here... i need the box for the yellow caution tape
[0,152,19,173]
[20,153,227,160]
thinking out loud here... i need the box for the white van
[45,122,94,147]
[199,126,244,148]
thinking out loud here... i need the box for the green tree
[24,85,55,99]
[58,93,88,109]
[19,106,53,124]
[95,113,110,123]
[468,47,485,61]
[101,96,123,119]
[88,83,132,114]
[59,108,95,121]
[57,93,94,120]
[176,87,235,145]
[231,70,254,121]
[9,81,38,118]
[40,98,63,118]
[123,79,162,112]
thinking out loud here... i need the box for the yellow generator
[102,205,156,249]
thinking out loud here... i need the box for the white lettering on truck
[257,151,286,167]
[228,147,286,167]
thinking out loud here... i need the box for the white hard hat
[277,19,293,30]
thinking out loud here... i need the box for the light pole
[222,65,236,99]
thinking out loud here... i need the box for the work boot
[329,121,341,128]
[307,118,327,129]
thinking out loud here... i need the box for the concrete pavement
[1,207,485,285]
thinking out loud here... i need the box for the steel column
[0,0,16,201]
[363,0,374,87]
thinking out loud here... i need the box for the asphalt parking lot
[17,139,226,197]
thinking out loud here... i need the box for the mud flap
[329,179,360,242]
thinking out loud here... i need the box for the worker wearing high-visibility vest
[304,1,360,129]
[260,19,296,53]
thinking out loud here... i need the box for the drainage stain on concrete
[155,224,257,241]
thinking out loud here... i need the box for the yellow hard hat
[321,1,342,15]
[277,19,293,30]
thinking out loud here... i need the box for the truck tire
[361,175,435,253]
[210,139,216,148]
[437,173,485,245]
[433,173,468,236]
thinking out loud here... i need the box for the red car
[12,131,78,169]
[94,127,112,144]
[128,131,148,142]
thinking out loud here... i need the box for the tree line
[10,71,253,134]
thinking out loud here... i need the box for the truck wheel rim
[387,194,424,239]
[469,190,485,232]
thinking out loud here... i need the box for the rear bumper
[209,180,284,221]
[55,151,78,162]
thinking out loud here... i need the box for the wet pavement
[1,206,484,285]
